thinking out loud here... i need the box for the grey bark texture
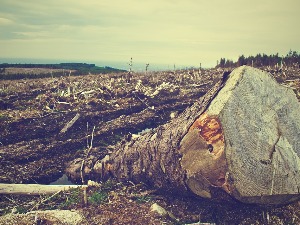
[101,66,300,205]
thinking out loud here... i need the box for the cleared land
[0,66,299,224]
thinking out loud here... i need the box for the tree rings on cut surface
[180,66,300,204]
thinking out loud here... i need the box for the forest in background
[217,50,300,68]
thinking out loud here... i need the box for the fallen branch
[0,183,88,195]
[60,113,80,134]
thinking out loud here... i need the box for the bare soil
[0,67,299,224]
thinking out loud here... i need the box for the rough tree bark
[96,66,300,205]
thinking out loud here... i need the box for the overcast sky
[0,0,299,69]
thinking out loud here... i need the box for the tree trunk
[98,66,300,205]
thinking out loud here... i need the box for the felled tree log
[98,66,300,205]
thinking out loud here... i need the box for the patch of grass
[135,195,153,203]
[59,188,82,209]
[87,179,117,205]
[88,190,108,205]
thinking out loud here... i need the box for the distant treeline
[216,50,300,68]
[0,63,126,80]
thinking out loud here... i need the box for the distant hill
[0,63,127,80]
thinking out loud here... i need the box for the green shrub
[88,190,108,205]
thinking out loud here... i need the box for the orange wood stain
[189,113,225,146]
[187,113,230,190]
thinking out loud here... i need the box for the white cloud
[0,17,14,25]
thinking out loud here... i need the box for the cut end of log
[179,113,229,198]
[180,66,300,204]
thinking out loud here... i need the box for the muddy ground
[0,66,300,224]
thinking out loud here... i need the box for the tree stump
[98,66,300,205]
